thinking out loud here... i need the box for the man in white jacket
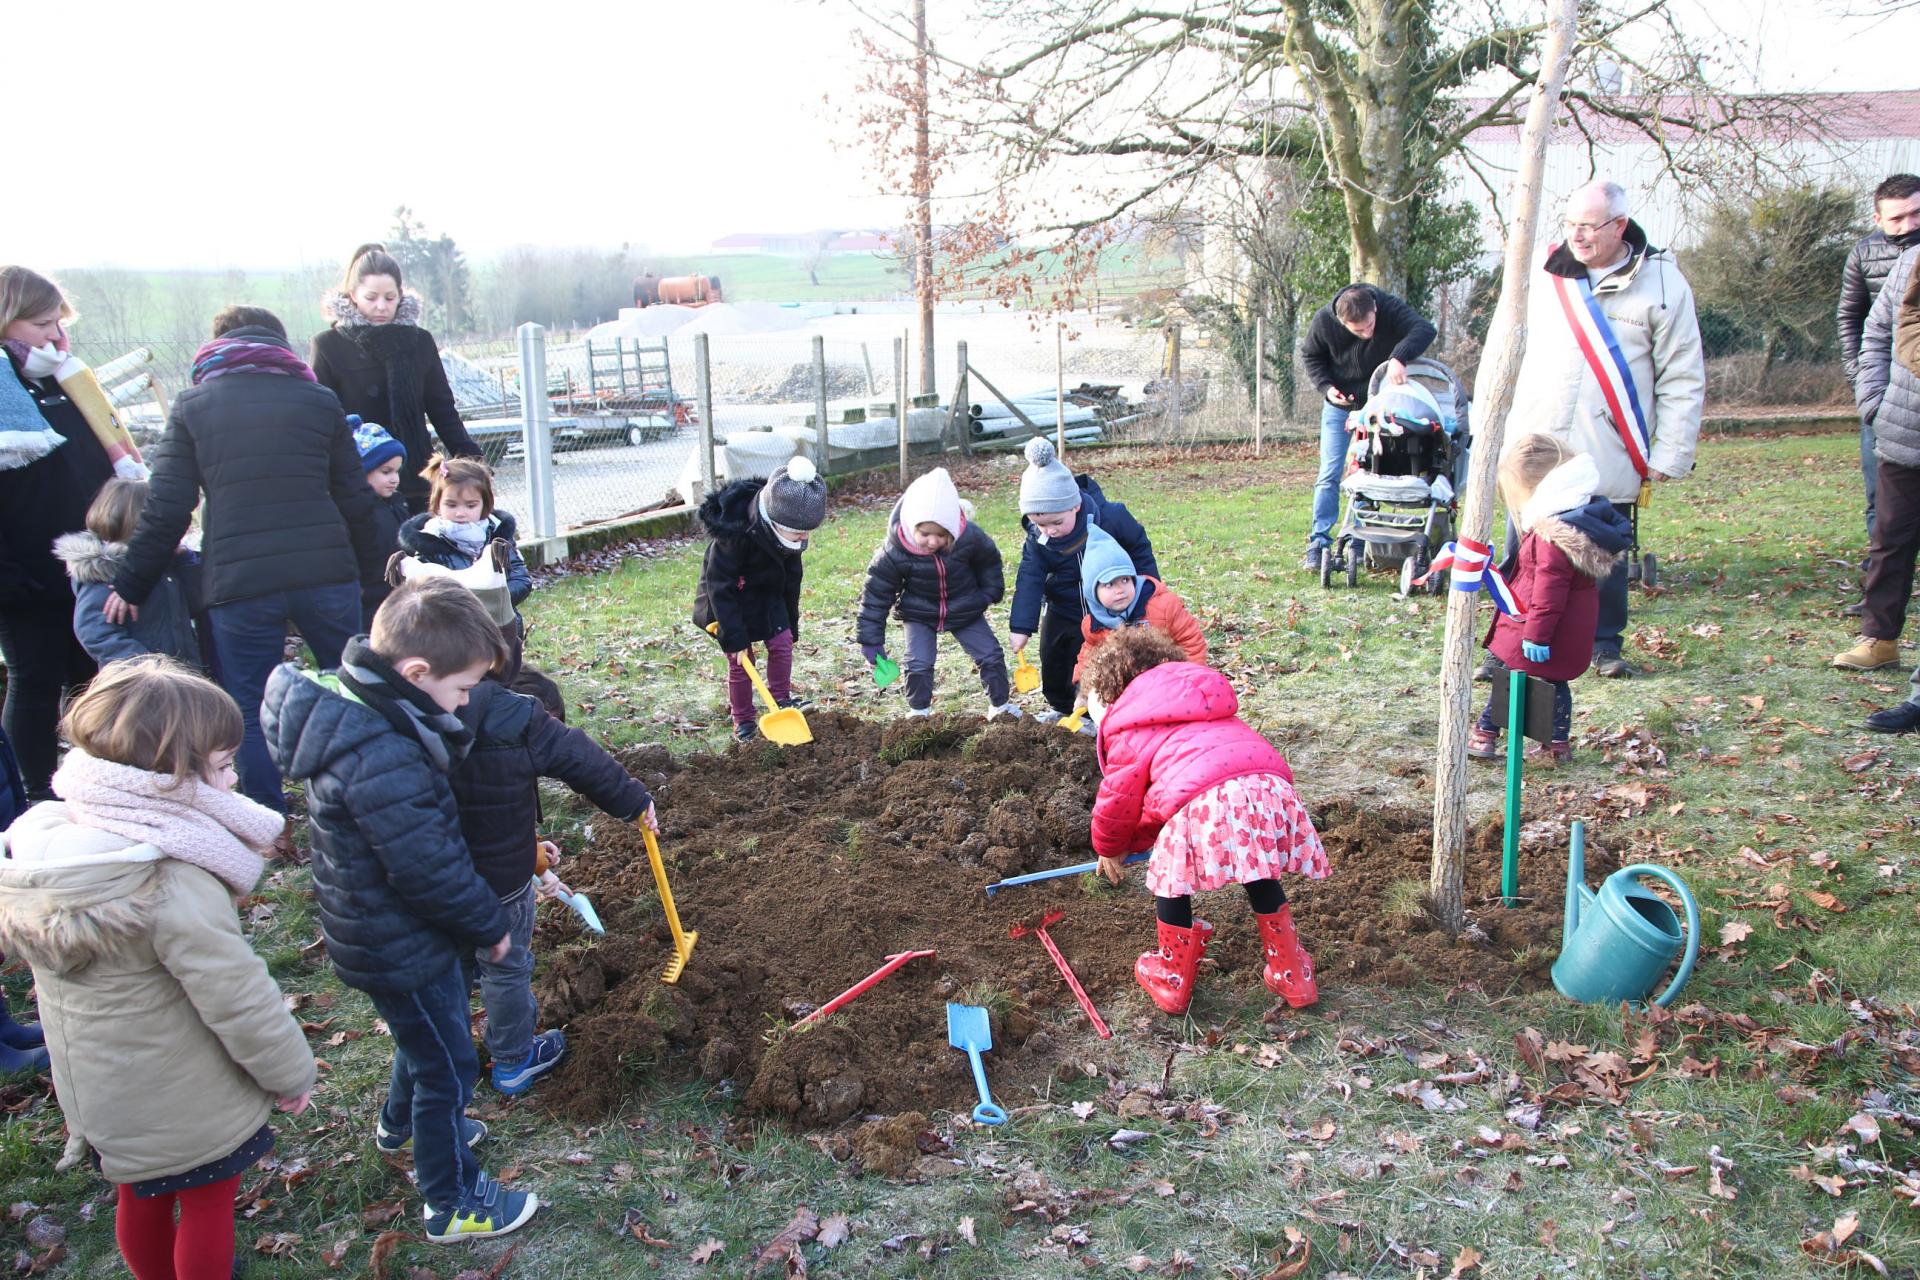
[1507,180,1706,677]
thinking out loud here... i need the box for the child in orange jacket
[1071,524,1207,694]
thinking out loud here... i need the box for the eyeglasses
[1563,217,1623,234]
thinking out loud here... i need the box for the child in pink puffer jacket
[1086,629,1328,1015]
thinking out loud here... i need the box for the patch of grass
[1381,876,1430,924]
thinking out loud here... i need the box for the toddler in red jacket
[1469,435,1633,763]
[1086,629,1328,1014]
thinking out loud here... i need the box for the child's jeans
[474,882,538,1067]
[367,961,480,1211]
[903,618,1011,710]
[726,629,793,725]
[1477,678,1573,742]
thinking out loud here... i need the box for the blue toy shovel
[946,1002,1007,1125]
[536,877,605,934]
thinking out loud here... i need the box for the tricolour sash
[1548,258,1651,479]
[1414,536,1527,617]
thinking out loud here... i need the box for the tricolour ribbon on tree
[1415,536,1528,617]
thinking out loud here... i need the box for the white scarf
[756,487,806,550]
[425,515,490,562]
[1519,455,1601,532]
[18,343,65,380]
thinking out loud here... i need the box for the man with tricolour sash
[1506,180,1706,679]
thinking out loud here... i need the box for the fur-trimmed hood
[51,530,125,585]
[323,291,423,329]
[697,477,767,542]
[1534,498,1634,579]
[0,802,166,975]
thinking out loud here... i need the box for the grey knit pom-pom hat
[1018,437,1080,514]
[763,455,828,531]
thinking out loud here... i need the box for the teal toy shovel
[873,655,900,688]
[552,885,605,934]
[945,1002,1007,1125]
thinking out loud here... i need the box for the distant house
[709,230,897,256]
[1449,89,1920,251]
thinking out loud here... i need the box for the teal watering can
[1551,820,1699,1008]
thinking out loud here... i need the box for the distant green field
[55,244,1181,367]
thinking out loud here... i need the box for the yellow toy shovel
[1059,705,1088,735]
[1012,649,1040,694]
[642,826,699,983]
[705,623,812,745]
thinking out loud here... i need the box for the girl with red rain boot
[1086,629,1329,1015]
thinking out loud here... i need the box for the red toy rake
[794,950,935,1029]
[1009,911,1110,1040]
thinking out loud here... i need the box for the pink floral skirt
[1146,772,1331,899]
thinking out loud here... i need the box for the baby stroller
[1318,357,1470,595]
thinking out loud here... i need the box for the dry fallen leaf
[1260,1225,1311,1279]
[690,1238,724,1264]
[1450,1244,1484,1276]
[753,1206,821,1272]
[816,1214,850,1249]
[1843,1114,1882,1145]
[1806,890,1848,913]
[957,1216,976,1245]
[1719,920,1754,947]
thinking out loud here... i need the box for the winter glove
[860,644,887,665]
[1522,641,1551,664]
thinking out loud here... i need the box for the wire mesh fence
[67,292,1858,538]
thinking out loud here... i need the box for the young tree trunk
[913,0,936,396]
[1428,0,1582,934]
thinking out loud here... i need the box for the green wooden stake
[1502,671,1524,906]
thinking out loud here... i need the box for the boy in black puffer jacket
[261,579,538,1244]
[692,458,828,743]
[857,468,1014,718]
[1007,438,1159,720]
[449,681,654,1096]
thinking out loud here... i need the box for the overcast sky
[9,0,1915,271]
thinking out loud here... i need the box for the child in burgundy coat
[1086,629,1329,1015]
[1469,435,1633,762]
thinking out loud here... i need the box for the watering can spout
[1561,819,1588,949]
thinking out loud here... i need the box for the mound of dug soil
[535,713,1599,1124]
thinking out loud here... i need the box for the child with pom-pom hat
[1007,437,1158,722]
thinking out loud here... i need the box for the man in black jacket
[107,307,387,827]
[1840,174,1920,542]
[1298,285,1436,568]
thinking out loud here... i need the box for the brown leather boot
[1833,637,1899,671]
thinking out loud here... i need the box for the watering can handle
[1619,863,1700,1008]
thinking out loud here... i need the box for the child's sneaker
[1031,708,1063,725]
[1529,739,1573,764]
[776,694,813,711]
[731,722,757,744]
[904,706,933,719]
[491,1030,567,1096]
[986,702,1024,720]
[1466,725,1499,759]
[375,1115,488,1154]
[424,1172,539,1243]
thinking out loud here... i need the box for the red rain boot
[1134,919,1212,1015]
[1256,905,1318,1008]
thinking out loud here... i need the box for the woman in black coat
[0,267,114,798]
[309,245,481,509]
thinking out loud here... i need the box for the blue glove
[1522,641,1551,663]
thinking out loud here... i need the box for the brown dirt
[534,712,1609,1126]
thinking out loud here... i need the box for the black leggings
[0,603,96,800]
[1156,879,1285,927]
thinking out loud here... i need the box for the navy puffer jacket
[451,682,652,899]
[856,498,1004,644]
[396,509,532,605]
[1008,474,1158,635]
[261,665,508,994]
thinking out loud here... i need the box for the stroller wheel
[1399,556,1420,598]
[1640,551,1660,591]
[1319,545,1334,589]
[1345,541,1360,589]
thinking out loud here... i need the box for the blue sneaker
[424,1172,539,1243]
[491,1030,567,1096]
[374,1115,487,1155]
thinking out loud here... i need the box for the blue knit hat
[349,415,405,472]
[1080,524,1139,629]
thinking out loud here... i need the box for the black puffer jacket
[450,682,651,899]
[857,499,1004,645]
[362,491,410,618]
[396,510,532,605]
[261,662,508,994]
[1839,230,1910,382]
[0,351,113,611]
[692,478,805,653]
[113,327,386,609]
[310,307,481,509]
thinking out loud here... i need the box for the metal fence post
[1169,323,1184,441]
[895,336,908,485]
[516,322,557,538]
[1254,315,1265,457]
[812,335,831,477]
[956,340,971,456]
[694,333,717,502]
[1055,321,1066,456]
